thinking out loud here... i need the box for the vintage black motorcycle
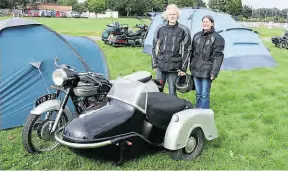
[22,58,162,153]
[108,24,148,47]
[101,21,131,44]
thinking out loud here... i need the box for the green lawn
[0,16,150,36]
[252,27,285,38]
[0,18,288,170]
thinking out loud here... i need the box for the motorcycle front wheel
[22,110,68,154]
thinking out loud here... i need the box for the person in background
[151,4,191,96]
[189,15,225,109]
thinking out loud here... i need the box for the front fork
[44,89,61,120]
[50,87,71,133]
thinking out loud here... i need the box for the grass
[252,27,285,38]
[0,16,150,36]
[1,16,284,38]
[1,18,288,169]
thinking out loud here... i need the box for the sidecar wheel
[169,128,204,161]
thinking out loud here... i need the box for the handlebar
[55,57,104,76]
[54,57,76,72]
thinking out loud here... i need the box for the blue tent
[0,18,110,130]
[143,8,277,70]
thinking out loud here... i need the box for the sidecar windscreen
[107,77,148,114]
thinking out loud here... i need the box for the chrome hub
[185,137,196,153]
[40,121,54,141]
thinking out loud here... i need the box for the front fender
[163,109,218,150]
[30,100,74,121]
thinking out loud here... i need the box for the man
[151,4,191,96]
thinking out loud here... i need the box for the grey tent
[143,8,278,70]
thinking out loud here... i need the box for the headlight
[52,69,68,86]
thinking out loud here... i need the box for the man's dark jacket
[190,27,225,78]
[151,22,191,72]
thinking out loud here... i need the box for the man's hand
[178,71,186,76]
[211,75,215,80]
[153,68,157,71]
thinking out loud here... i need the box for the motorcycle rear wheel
[22,110,68,154]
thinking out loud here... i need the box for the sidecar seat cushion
[146,92,193,130]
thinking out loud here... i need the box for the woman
[189,15,225,109]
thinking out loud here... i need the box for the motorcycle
[108,24,148,47]
[101,21,132,44]
[54,77,219,165]
[21,57,163,153]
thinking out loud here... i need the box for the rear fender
[163,109,218,150]
[30,100,74,121]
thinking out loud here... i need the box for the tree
[0,0,30,9]
[208,0,242,16]
[194,0,206,8]
[73,2,88,13]
[242,5,252,18]
[152,0,167,11]
[168,0,206,8]
[87,0,106,18]
[57,0,77,6]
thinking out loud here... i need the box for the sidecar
[54,77,218,164]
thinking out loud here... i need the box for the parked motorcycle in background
[108,24,149,47]
[101,21,131,44]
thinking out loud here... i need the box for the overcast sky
[202,0,288,10]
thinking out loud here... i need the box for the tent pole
[38,68,50,94]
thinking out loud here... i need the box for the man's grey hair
[162,4,180,20]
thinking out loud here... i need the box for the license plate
[35,93,57,107]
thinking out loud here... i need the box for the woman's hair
[202,15,214,23]
[162,4,180,20]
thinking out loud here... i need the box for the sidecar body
[54,77,218,163]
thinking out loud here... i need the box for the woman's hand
[211,75,215,80]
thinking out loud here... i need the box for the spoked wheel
[169,128,205,161]
[22,110,68,153]
[280,41,288,49]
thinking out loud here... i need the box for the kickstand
[115,141,127,166]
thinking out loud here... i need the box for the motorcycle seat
[123,71,152,83]
[127,32,142,37]
[146,92,194,130]
[126,36,141,40]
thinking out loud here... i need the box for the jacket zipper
[172,36,175,51]
[163,35,167,51]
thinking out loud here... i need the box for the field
[0,17,288,170]
[0,16,150,36]
[253,27,284,38]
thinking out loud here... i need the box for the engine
[72,93,108,114]
[71,73,112,114]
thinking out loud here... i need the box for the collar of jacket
[201,27,215,36]
[166,21,179,28]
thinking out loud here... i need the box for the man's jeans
[193,76,212,109]
[156,70,178,96]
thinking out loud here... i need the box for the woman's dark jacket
[190,28,225,78]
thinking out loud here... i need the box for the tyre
[169,128,205,161]
[22,110,68,154]
[280,41,288,49]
